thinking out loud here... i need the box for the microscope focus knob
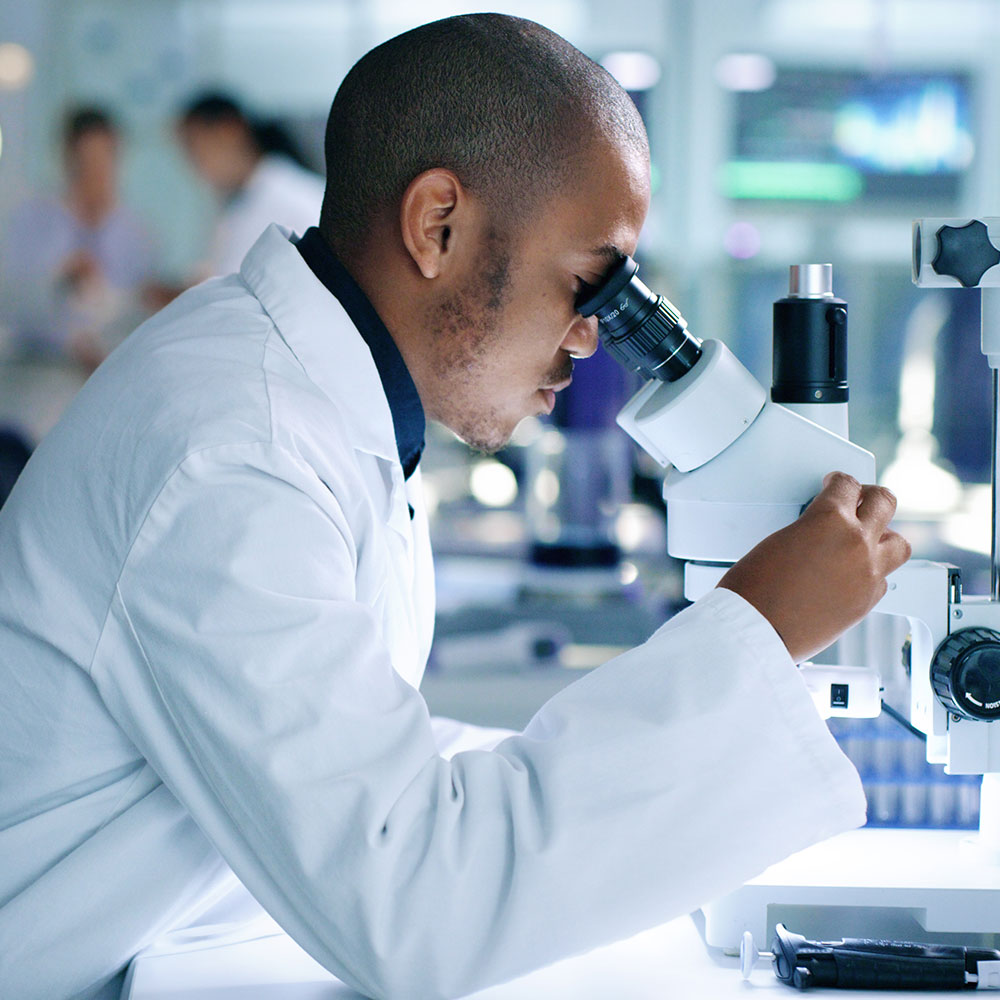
[930,627,1000,721]
[931,220,1000,288]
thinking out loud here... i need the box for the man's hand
[717,471,912,663]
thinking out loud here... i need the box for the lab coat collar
[240,224,398,466]
[295,227,425,479]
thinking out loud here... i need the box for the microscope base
[703,827,1000,953]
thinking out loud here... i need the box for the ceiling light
[0,43,34,91]
[600,51,661,92]
[715,53,776,92]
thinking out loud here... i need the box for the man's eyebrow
[587,243,626,266]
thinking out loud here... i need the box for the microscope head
[585,258,875,563]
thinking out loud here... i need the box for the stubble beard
[425,229,518,454]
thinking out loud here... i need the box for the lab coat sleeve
[93,441,866,1000]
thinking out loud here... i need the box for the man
[0,15,909,1000]
[176,92,325,277]
[0,106,157,371]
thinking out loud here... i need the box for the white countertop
[123,908,968,999]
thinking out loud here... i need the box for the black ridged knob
[931,627,1000,721]
[932,220,1000,288]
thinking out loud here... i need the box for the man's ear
[399,169,465,279]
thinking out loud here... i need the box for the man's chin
[446,420,515,456]
[461,432,510,457]
[432,403,526,455]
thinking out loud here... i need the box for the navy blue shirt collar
[295,227,425,480]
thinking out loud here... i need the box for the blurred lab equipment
[176,92,324,277]
[934,289,990,485]
[578,225,1000,949]
[526,350,632,576]
[428,621,571,674]
[829,714,981,831]
[0,106,158,370]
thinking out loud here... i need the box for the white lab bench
[123,908,974,999]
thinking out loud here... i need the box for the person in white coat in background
[176,91,325,278]
[0,14,910,1000]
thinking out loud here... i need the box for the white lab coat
[207,155,325,277]
[0,224,867,1000]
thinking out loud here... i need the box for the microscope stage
[703,827,1000,952]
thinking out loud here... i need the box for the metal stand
[979,288,1000,857]
[987,290,1000,601]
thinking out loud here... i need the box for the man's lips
[540,377,573,392]
[538,377,572,414]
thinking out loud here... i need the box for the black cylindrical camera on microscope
[771,263,849,406]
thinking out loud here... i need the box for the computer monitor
[724,67,974,204]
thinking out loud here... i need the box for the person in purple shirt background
[0,106,158,372]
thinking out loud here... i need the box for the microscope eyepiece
[576,255,702,382]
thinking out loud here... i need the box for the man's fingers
[878,528,912,574]
[856,484,898,530]
[812,476,899,535]
[813,471,862,511]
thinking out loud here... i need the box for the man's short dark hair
[320,14,647,256]
[178,91,248,128]
[62,106,118,149]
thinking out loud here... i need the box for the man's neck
[345,230,436,419]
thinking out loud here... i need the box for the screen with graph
[725,68,974,203]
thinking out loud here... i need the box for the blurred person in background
[175,91,325,278]
[0,106,158,372]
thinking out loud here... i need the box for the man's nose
[564,313,600,360]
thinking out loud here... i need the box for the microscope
[578,219,1000,953]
